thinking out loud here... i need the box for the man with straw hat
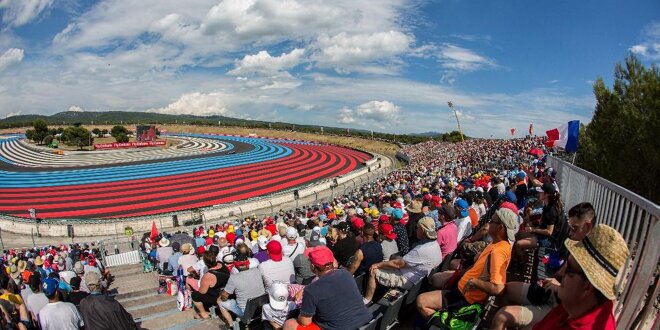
[533,224,629,330]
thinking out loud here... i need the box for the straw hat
[159,238,170,247]
[564,224,630,300]
[181,243,193,255]
[406,201,423,214]
[17,260,27,273]
[34,256,44,266]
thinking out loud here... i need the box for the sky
[0,0,658,137]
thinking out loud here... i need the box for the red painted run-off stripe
[1,143,372,218]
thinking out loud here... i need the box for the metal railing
[547,156,659,330]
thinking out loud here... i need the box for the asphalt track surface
[0,134,371,219]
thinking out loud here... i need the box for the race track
[0,134,372,219]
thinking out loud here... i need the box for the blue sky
[0,0,658,137]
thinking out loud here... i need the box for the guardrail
[547,156,659,330]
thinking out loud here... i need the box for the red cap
[378,214,390,224]
[351,217,365,230]
[266,240,283,261]
[379,224,397,240]
[431,195,441,207]
[500,201,519,215]
[196,246,206,255]
[304,246,335,268]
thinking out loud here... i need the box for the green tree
[25,129,35,142]
[44,135,54,146]
[110,125,129,142]
[577,55,659,203]
[32,118,49,144]
[62,126,93,150]
[101,128,109,136]
[92,128,103,138]
[115,133,129,143]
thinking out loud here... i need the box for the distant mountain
[410,131,442,137]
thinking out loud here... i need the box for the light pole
[447,101,465,142]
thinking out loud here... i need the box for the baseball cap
[285,227,298,240]
[391,208,404,220]
[417,217,437,240]
[351,217,365,230]
[308,231,322,247]
[455,199,469,218]
[304,246,335,268]
[258,236,268,250]
[267,241,283,261]
[495,208,519,242]
[85,271,102,289]
[380,224,396,240]
[268,282,290,311]
[42,278,59,297]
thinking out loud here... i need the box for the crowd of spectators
[2,136,632,330]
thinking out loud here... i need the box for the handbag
[425,303,483,330]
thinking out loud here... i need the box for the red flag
[529,123,534,135]
[150,221,159,240]
[510,128,516,136]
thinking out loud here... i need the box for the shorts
[443,290,468,308]
[535,235,553,248]
[220,299,245,318]
[375,268,413,290]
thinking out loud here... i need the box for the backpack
[425,303,483,330]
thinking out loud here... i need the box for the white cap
[285,227,298,240]
[268,281,289,311]
[258,236,268,250]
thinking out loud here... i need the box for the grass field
[1,124,400,158]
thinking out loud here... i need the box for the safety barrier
[104,250,142,267]
[547,156,659,330]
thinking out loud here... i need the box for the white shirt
[455,216,473,242]
[26,292,48,318]
[258,258,295,290]
[281,241,304,261]
[402,240,443,283]
[38,301,84,330]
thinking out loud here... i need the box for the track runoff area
[0,133,372,219]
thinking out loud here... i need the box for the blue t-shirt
[300,269,371,330]
[357,241,383,275]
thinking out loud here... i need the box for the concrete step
[130,299,177,319]
[137,308,196,330]
[115,287,158,301]
[108,264,144,277]
[122,292,174,309]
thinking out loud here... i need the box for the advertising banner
[94,140,166,150]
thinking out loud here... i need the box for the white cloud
[438,43,496,71]
[336,100,401,128]
[313,31,411,72]
[630,22,660,61]
[229,48,304,76]
[0,0,53,27]
[67,105,83,112]
[0,48,23,72]
[2,110,21,118]
[149,92,235,117]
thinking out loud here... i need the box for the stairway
[107,264,227,329]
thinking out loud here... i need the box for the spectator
[166,242,182,275]
[293,234,322,285]
[492,202,597,330]
[435,204,458,260]
[533,225,629,329]
[282,227,305,261]
[514,182,563,263]
[454,199,473,242]
[254,236,270,263]
[177,243,197,276]
[262,281,296,330]
[272,223,289,244]
[364,217,442,304]
[79,272,136,330]
[190,251,230,319]
[219,253,266,326]
[283,246,371,330]
[73,262,89,293]
[155,237,173,272]
[379,224,399,261]
[405,200,424,244]
[25,274,47,324]
[330,222,359,268]
[348,223,383,275]
[38,278,84,330]
[67,277,88,309]
[258,241,295,290]
[416,208,517,319]
[391,208,410,256]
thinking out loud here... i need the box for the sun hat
[564,224,630,300]
[500,201,519,215]
[495,208,519,242]
[455,199,469,218]
[304,246,335,268]
[285,227,298,240]
[406,201,423,214]
[268,281,290,311]
[380,224,397,240]
[85,271,102,289]
[267,240,283,261]
[34,256,44,266]
[417,217,437,240]
[42,278,59,297]
[10,264,21,282]
[159,238,170,247]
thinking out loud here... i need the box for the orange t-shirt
[457,240,511,304]
[468,208,479,229]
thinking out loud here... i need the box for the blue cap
[42,278,59,297]
[392,208,404,220]
[505,191,517,204]
[455,199,469,218]
[517,171,526,179]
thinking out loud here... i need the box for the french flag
[545,120,580,152]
